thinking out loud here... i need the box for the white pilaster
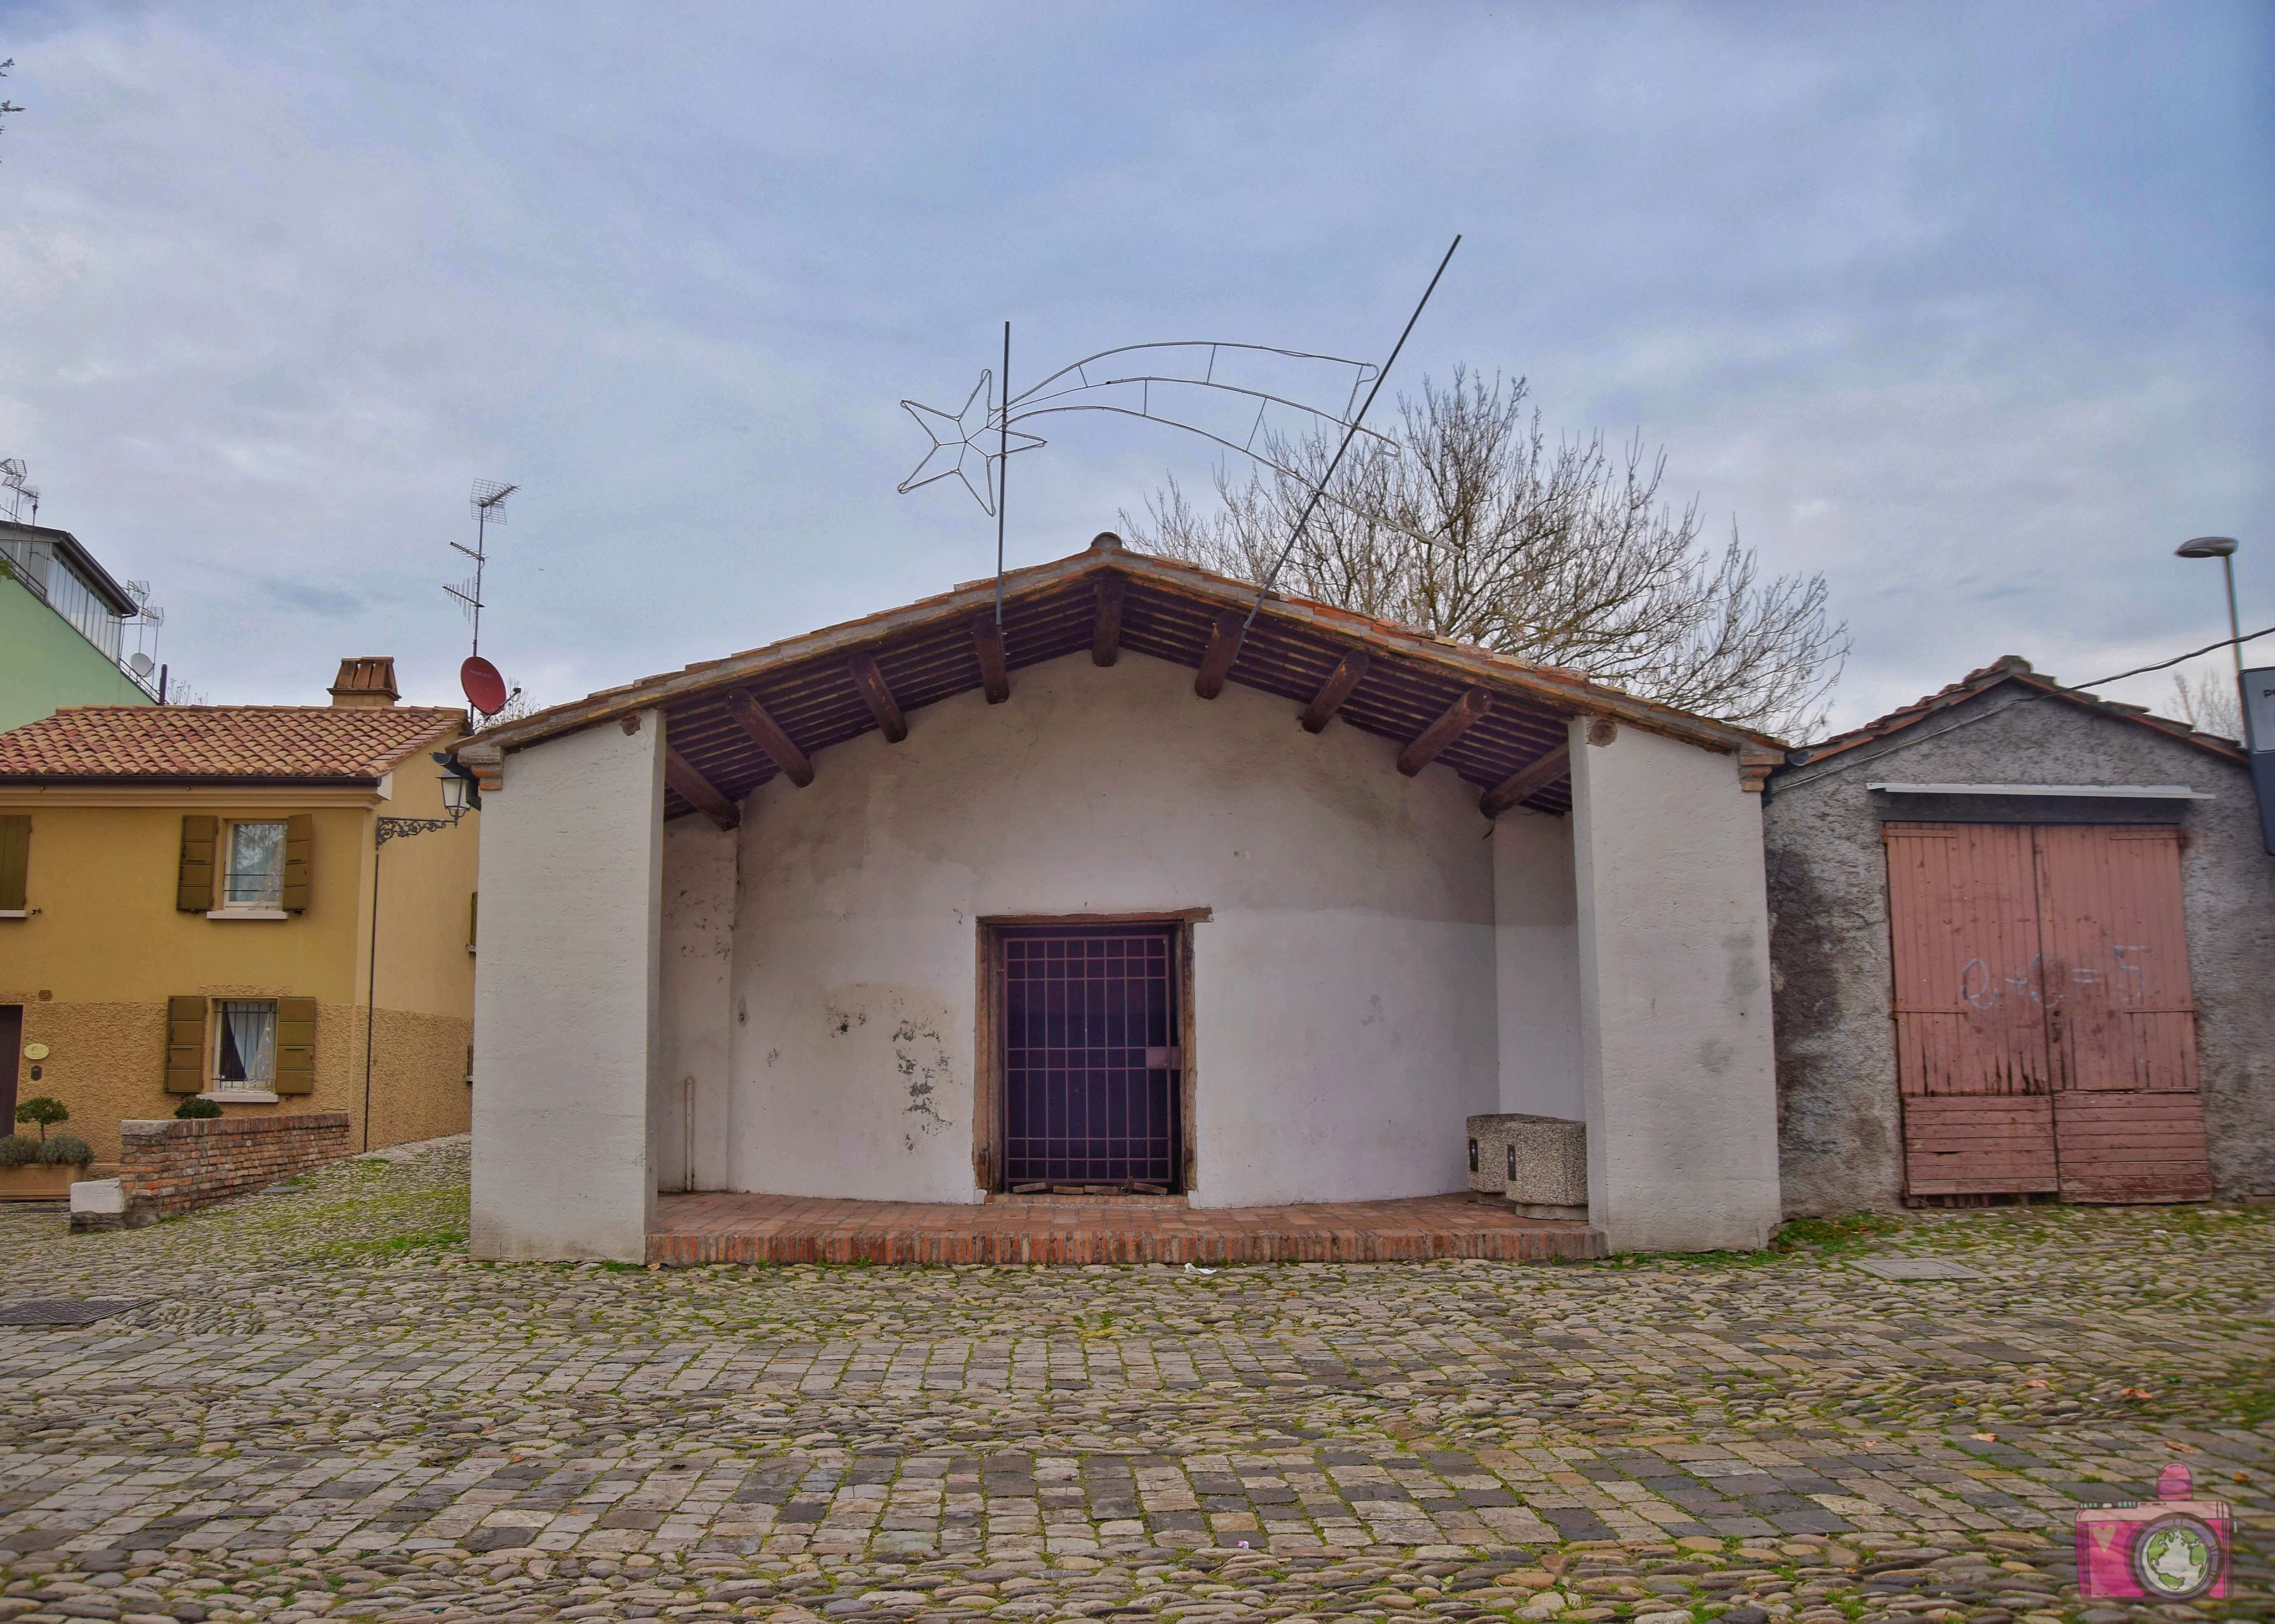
[1570,716,1782,1251]
[471,709,664,1260]
[1492,811,1584,1120]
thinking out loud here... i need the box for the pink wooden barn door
[2031,825,2213,1201]
[1884,824,2059,1197]
[1885,821,2212,1203]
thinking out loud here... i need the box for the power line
[2054,624,2274,696]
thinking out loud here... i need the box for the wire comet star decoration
[897,371,1043,516]
[899,235,1460,626]
[897,340,1396,519]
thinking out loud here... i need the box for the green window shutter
[165,996,207,1094]
[282,814,313,913]
[274,997,317,1094]
[0,815,28,912]
[468,890,478,949]
[177,815,217,912]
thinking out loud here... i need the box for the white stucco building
[458,535,1789,1260]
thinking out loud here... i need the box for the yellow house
[0,657,478,1162]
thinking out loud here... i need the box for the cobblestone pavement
[0,1142,2266,1624]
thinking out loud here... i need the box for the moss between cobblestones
[0,1141,2265,1624]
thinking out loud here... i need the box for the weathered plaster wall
[721,651,1500,1208]
[657,819,736,1192]
[1491,812,1582,1121]
[1765,687,2275,1212]
[1570,719,1782,1252]
[471,710,662,1261]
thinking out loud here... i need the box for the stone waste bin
[1465,1113,1588,1220]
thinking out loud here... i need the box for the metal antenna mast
[447,480,517,657]
[0,457,39,522]
[996,322,1009,629]
[1249,235,1460,629]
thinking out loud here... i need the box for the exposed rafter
[1299,651,1370,734]
[1480,744,1570,818]
[846,654,907,744]
[1398,689,1492,777]
[1194,611,1245,700]
[664,747,740,831]
[725,689,815,787]
[972,615,1010,704]
[1092,575,1126,668]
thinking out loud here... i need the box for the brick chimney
[328,657,400,708]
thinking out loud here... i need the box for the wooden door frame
[0,1005,19,1140]
[972,909,1206,1194]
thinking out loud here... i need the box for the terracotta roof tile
[469,538,1786,761]
[1786,654,2245,770]
[0,705,465,782]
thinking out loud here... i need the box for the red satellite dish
[461,656,509,717]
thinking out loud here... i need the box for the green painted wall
[0,571,152,733]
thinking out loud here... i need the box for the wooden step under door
[1884,822,2212,1203]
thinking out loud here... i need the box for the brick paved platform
[647,1189,1607,1265]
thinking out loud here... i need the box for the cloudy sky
[1,0,2269,733]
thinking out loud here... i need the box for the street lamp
[2174,536,2242,677]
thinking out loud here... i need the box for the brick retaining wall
[114,1111,353,1225]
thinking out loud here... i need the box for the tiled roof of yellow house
[0,705,465,783]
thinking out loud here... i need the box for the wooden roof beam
[972,616,1010,704]
[664,747,740,831]
[1194,611,1245,699]
[725,690,814,787]
[1398,688,1492,777]
[1092,575,1126,667]
[1299,651,1370,734]
[846,654,907,744]
[1480,743,1570,817]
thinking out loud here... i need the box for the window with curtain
[215,1000,276,1090]
[224,821,287,907]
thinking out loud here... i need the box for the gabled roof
[0,704,464,784]
[466,535,1784,826]
[1784,654,2247,773]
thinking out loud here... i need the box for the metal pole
[2222,552,2242,679]
[363,840,381,1152]
[1250,234,1461,628]
[995,320,1010,630]
[471,508,485,659]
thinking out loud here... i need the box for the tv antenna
[445,479,515,657]
[895,236,1460,626]
[445,479,519,718]
[0,457,39,522]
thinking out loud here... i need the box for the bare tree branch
[0,60,23,160]
[1124,368,1848,738]
[2166,669,2241,741]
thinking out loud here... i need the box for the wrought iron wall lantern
[375,756,482,847]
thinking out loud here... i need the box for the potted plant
[0,1098,95,1200]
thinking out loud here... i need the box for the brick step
[648,1191,1607,1266]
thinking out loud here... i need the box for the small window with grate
[213,1000,277,1092]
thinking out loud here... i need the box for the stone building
[458,535,1791,1262]
[1765,657,2275,1213]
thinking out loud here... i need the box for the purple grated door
[1001,927,1179,1188]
